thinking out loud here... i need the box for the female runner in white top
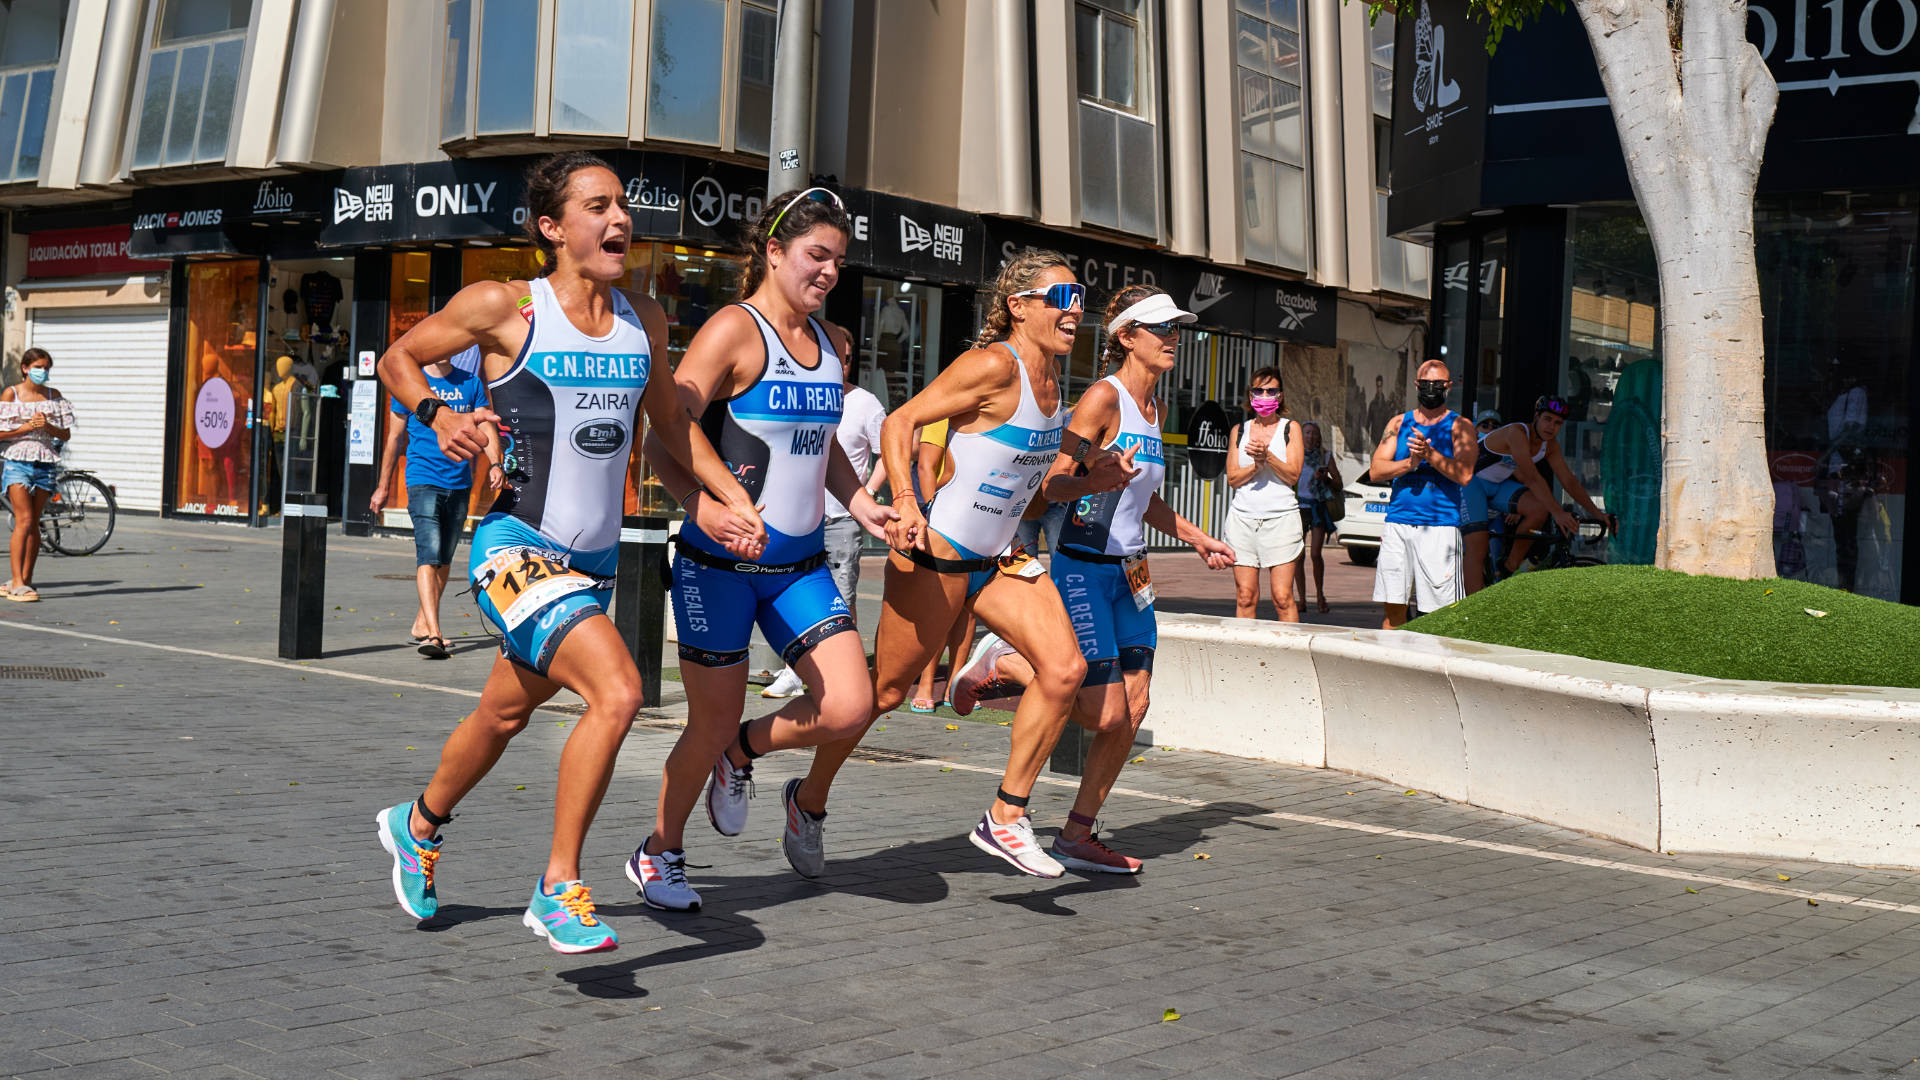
[792,249,1140,880]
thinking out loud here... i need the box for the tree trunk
[1575,0,1779,578]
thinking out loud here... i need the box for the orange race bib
[1123,552,1154,611]
[474,549,595,630]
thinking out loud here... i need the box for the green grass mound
[1405,564,1920,688]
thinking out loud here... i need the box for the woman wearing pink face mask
[1223,368,1304,621]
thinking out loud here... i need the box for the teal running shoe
[522,878,617,954]
[375,802,441,919]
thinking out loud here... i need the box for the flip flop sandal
[909,698,937,713]
[7,585,39,602]
[417,637,451,659]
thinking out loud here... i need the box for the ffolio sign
[26,225,165,278]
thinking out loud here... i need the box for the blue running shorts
[469,513,615,676]
[672,554,855,668]
[1050,548,1158,686]
[1461,475,1527,534]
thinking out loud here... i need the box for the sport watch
[413,396,445,426]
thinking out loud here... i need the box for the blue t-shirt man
[388,364,485,490]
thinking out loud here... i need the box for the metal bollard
[1049,719,1090,777]
[278,494,328,659]
[612,515,672,707]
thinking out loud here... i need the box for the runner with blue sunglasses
[785,249,1140,879]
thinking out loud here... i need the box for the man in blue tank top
[1368,359,1477,628]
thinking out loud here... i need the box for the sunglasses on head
[767,186,847,237]
[1012,282,1086,311]
[1250,387,1281,398]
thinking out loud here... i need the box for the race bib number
[1123,553,1155,611]
[997,548,1045,580]
[475,550,595,630]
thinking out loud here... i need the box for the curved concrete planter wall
[1148,614,1920,868]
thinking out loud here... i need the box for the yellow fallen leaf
[1805,608,1827,618]
[1345,791,1355,795]
[406,746,415,750]
[1404,790,1418,796]
[1764,589,1774,595]
[288,781,299,786]
[1685,887,1699,894]
[644,1006,661,1012]
[108,620,118,625]
[1808,899,1818,906]
[940,767,953,773]
[945,724,959,731]
[876,725,887,732]
[514,785,526,790]
[996,720,1011,726]
[1374,855,1382,859]
[1778,874,1791,881]
[1193,853,1211,860]
[347,608,356,613]
[1131,756,1146,764]
[1162,1008,1181,1022]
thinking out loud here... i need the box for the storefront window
[859,279,942,410]
[1473,230,1507,421]
[648,0,725,146]
[734,0,776,154]
[551,0,632,135]
[1757,193,1910,600]
[176,260,257,516]
[1435,234,1470,416]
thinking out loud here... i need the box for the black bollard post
[1049,719,1089,777]
[278,494,328,659]
[612,515,672,707]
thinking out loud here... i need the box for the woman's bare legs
[1232,565,1262,619]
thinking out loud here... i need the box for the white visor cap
[1105,292,1198,336]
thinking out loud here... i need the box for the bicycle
[1484,507,1612,585]
[1,455,117,556]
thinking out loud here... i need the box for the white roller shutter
[28,307,170,512]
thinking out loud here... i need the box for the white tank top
[1474,423,1549,484]
[684,304,843,565]
[924,342,1064,559]
[488,277,652,556]
[1055,375,1165,558]
[1230,417,1298,518]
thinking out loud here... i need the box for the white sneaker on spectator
[760,667,805,699]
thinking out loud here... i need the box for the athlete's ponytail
[522,151,616,277]
[1097,283,1163,379]
[975,247,1074,348]
[739,188,854,300]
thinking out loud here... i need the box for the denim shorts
[1300,498,1337,534]
[1,458,55,494]
[407,485,470,567]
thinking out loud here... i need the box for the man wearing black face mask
[1368,359,1477,628]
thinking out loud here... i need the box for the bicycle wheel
[45,472,115,556]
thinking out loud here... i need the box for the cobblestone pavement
[3,519,1920,1079]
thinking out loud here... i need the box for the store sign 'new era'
[899,216,963,262]
[332,185,396,225]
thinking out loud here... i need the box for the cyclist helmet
[1534,395,1570,418]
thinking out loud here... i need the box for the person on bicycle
[1462,394,1613,593]
[0,349,74,603]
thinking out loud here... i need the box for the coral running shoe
[1051,830,1143,874]
[781,778,827,879]
[948,633,1013,717]
[523,878,617,953]
[705,754,754,837]
[625,846,702,911]
[375,802,440,919]
[968,811,1065,878]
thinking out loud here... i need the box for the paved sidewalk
[4,519,1920,1079]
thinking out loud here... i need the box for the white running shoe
[624,846,702,911]
[704,753,754,837]
[760,667,805,698]
[781,778,827,879]
[948,632,1013,717]
[968,811,1065,878]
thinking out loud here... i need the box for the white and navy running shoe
[968,811,1065,878]
[705,754,754,837]
[625,846,701,911]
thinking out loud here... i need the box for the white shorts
[1224,510,1304,568]
[1372,521,1463,612]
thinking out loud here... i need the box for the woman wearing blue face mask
[0,349,74,602]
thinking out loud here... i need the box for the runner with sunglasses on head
[624,187,896,911]
[1461,394,1614,593]
[945,284,1235,874]
[372,152,765,953]
[783,249,1140,879]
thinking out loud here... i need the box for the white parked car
[1337,471,1391,567]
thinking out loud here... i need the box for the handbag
[1326,492,1346,524]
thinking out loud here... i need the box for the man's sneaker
[625,846,702,911]
[781,778,827,879]
[1051,830,1143,875]
[704,754,754,837]
[948,633,1013,717]
[968,811,1065,878]
[375,802,440,919]
[760,667,805,698]
[522,878,617,953]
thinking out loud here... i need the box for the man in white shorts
[1368,359,1476,628]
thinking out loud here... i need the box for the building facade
[1386,0,1916,606]
[0,0,1430,542]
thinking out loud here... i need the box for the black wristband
[413,396,444,426]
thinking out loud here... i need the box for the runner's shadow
[1078,801,1276,861]
[990,873,1142,916]
[56,584,202,598]
[416,903,520,932]
[557,909,765,999]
